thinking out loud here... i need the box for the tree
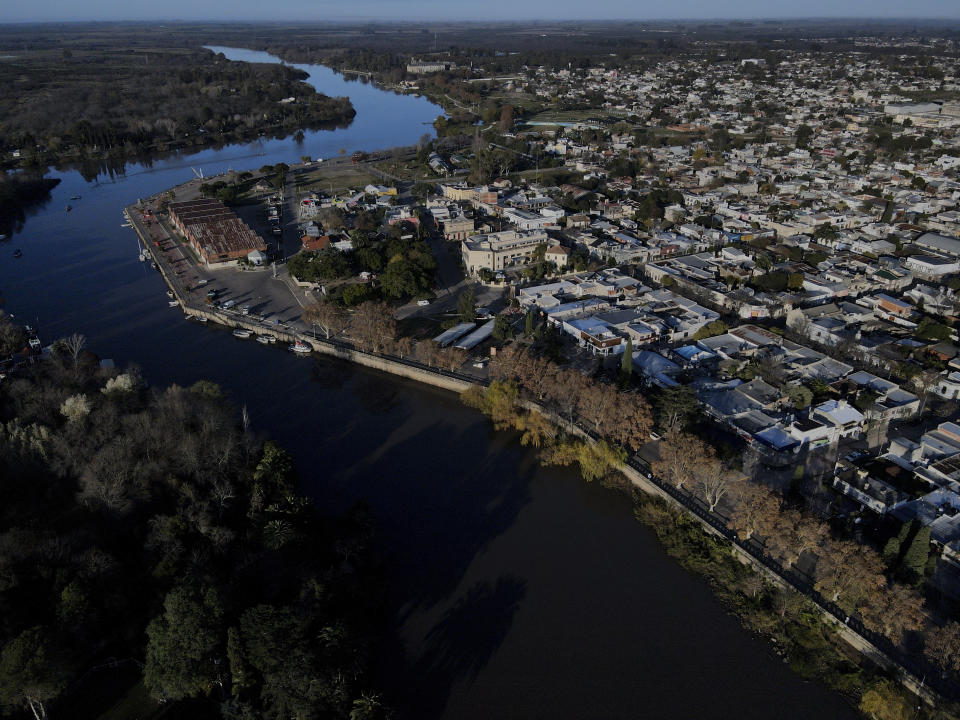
[768,510,828,567]
[653,429,713,491]
[696,458,735,512]
[524,308,535,337]
[862,583,924,647]
[456,287,476,324]
[0,311,27,357]
[859,680,914,720]
[902,522,931,582]
[654,385,698,431]
[727,478,780,540]
[492,314,514,342]
[620,338,634,382]
[814,538,885,609]
[0,627,67,720]
[925,621,960,678]
[543,439,626,482]
[795,123,813,149]
[302,300,346,339]
[144,585,223,701]
[349,302,397,354]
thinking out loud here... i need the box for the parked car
[222,299,236,309]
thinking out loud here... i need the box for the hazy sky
[3,0,960,22]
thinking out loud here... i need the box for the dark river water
[0,48,858,720]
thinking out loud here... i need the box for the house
[461,230,548,276]
[545,245,569,269]
[812,399,865,439]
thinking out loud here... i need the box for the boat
[166,290,174,298]
[151,261,158,270]
[198,317,208,323]
[289,339,312,354]
[168,300,179,307]
[13,249,22,258]
[232,329,252,339]
[65,205,72,212]
[70,195,81,200]
[28,338,41,351]
[139,252,148,262]
[256,335,271,345]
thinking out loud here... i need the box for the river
[0,47,858,720]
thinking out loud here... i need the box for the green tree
[903,522,931,581]
[492,314,514,342]
[621,338,634,382]
[655,385,698,431]
[525,308,535,337]
[0,627,67,720]
[456,286,476,324]
[144,585,224,701]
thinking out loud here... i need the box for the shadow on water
[405,575,527,717]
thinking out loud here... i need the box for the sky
[2,0,960,22]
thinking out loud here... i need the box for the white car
[417,299,430,306]
[222,299,236,309]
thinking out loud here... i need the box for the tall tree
[144,585,224,701]
[0,627,67,720]
[302,300,347,340]
[653,429,712,491]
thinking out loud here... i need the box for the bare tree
[653,429,713,491]
[697,458,735,512]
[64,332,86,375]
[813,538,885,609]
[727,478,781,540]
[348,301,397,354]
[302,300,347,340]
[925,621,960,678]
[862,583,925,647]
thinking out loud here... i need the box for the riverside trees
[0,346,384,719]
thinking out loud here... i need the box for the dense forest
[0,173,60,237]
[0,319,386,720]
[0,28,355,168]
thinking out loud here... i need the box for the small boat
[70,195,81,200]
[168,300,179,307]
[13,249,22,258]
[256,335,271,345]
[268,336,277,344]
[28,338,41,351]
[151,261,158,270]
[232,329,252,339]
[289,339,312,354]
[198,316,208,323]
[65,205,72,212]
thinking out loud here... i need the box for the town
[6,19,960,720]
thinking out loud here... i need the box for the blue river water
[0,47,858,720]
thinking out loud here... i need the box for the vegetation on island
[0,28,355,170]
[0,333,386,720]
